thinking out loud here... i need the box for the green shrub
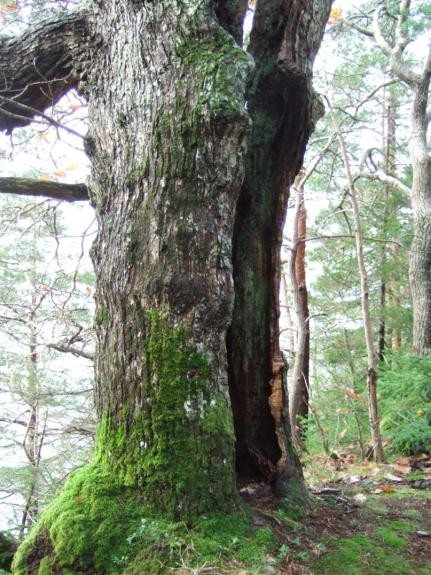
[379,353,431,454]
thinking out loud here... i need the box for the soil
[240,456,431,575]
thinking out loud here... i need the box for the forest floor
[3,455,430,574]
[239,453,431,575]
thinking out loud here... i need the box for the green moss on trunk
[13,314,238,574]
[96,311,237,519]
[12,465,271,575]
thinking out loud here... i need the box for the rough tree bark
[227,0,331,498]
[0,1,332,572]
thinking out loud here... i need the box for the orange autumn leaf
[394,464,412,475]
[345,387,361,400]
[382,484,396,493]
[328,7,343,23]
[53,169,67,178]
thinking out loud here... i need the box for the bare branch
[355,79,397,114]
[0,177,89,202]
[46,342,94,361]
[356,170,411,196]
[341,19,374,39]
[372,3,392,56]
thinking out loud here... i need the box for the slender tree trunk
[20,292,41,538]
[384,85,402,353]
[287,175,310,452]
[280,272,296,359]
[342,329,366,459]
[409,74,431,355]
[328,99,385,463]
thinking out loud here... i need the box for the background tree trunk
[409,74,431,355]
[328,98,385,463]
[288,175,310,453]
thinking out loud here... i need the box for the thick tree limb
[372,2,420,85]
[0,177,89,202]
[0,9,92,133]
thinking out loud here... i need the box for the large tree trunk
[86,1,254,518]
[1,1,332,572]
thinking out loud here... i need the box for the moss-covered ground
[8,458,431,574]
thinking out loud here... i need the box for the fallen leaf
[345,387,361,400]
[394,464,412,475]
[395,457,412,466]
[413,453,430,461]
[382,484,396,493]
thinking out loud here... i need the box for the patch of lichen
[96,311,238,519]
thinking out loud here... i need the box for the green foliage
[379,354,431,454]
